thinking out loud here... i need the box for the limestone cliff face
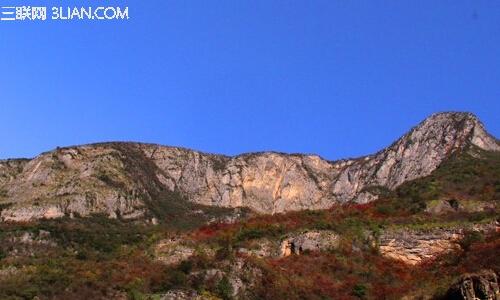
[0,146,149,221]
[0,112,498,221]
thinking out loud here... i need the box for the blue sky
[1,1,499,160]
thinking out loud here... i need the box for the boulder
[445,270,499,300]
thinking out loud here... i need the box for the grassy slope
[381,146,500,214]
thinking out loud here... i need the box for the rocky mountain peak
[0,112,498,221]
[403,112,498,152]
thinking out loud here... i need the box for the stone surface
[379,222,500,265]
[0,112,498,221]
[425,199,497,215]
[154,238,196,265]
[280,230,340,256]
[158,290,199,300]
[379,228,462,265]
[237,238,278,258]
[192,258,262,299]
[446,270,500,300]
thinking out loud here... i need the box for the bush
[167,270,188,288]
[179,260,193,274]
[352,284,367,298]
[216,276,233,300]
[236,227,266,241]
[215,245,233,261]
[375,204,395,215]
[459,231,485,251]
[75,251,88,260]
[0,248,6,260]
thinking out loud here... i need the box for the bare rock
[280,230,340,256]
[158,289,199,300]
[379,228,463,265]
[378,221,500,265]
[1,112,498,220]
[3,230,57,258]
[237,238,278,258]
[194,258,262,299]
[0,266,20,281]
[425,199,497,215]
[445,270,500,300]
[154,238,195,265]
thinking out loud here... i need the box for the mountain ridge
[0,112,498,222]
[2,111,497,165]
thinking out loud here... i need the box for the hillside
[0,144,498,299]
[0,112,498,223]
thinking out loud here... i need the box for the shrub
[179,260,193,274]
[215,245,233,261]
[75,251,88,260]
[167,270,188,288]
[352,284,367,298]
[216,276,233,300]
[375,204,395,215]
[236,227,266,241]
[459,231,485,251]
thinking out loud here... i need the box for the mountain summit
[0,112,498,222]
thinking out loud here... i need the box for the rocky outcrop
[0,146,150,221]
[0,159,29,187]
[238,238,278,258]
[445,270,500,300]
[1,229,57,258]
[0,112,498,221]
[379,222,498,265]
[379,228,463,265]
[280,230,340,256]
[0,266,21,281]
[190,258,262,299]
[425,199,497,215]
[235,230,340,258]
[154,238,197,265]
[156,290,199,300]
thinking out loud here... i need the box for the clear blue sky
[1,1,499,160]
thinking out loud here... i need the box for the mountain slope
[0,112,498,222]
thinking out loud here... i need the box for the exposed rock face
[238,238,278,258]
[379,222,499,265]
[154,238,196,265]
[237,230,340,258]
[425,199,497,215]
[0,159,29,187]
[0,112,498,221]
[0,146,150,221]
[379,228,463,265]
[280,230,340,256]
[191,258,262,299]
[446,270,500,300]
[157,290,199,300]
[1,229,57,259]
[0,266,21,281]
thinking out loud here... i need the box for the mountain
[0,111,499,300]
[0,112,498,222]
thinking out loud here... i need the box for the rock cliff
[446,270,500,300]
[0,112,498,221]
